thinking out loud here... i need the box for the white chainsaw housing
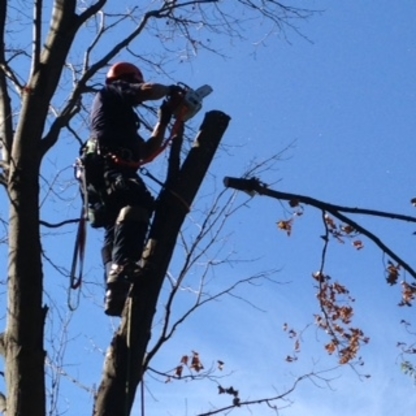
[175,83,213,121]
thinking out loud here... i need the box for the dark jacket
[90,80,144,161]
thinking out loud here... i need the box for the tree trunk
[5,98,46,416]
[3,3,82,414]
[93,110,231,416]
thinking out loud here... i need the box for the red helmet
[106,62,144,83]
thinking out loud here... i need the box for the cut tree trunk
[93,110,231,416]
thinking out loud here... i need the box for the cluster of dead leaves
[324,214,364,250]
[384,262,416,306]
[314,272,369,365]
[282,323,301,363]
[277,211,364,253]
[218,385,240,406]
[277,218,294,236]
[276,200,304,236]
[400,281,416,307]
[174,351,204,379]
[168,351,224,381]
[386,262,400,285]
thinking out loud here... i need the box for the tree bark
[4,2,80,415]
[93,110,231,416]
[6,108,46,416]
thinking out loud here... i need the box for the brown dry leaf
[325,343,337,354]
[312,271,327,282]
[342,225,355,234]
[277,219,293,236]
[324,214,337,229]
[386,263,400,285]
[217,360,224,371]
[339,355,350,365]
[288,329,297,338]
[411,197,416,207]
[315,315,327,329]
[191,352,204,372]
[399,282,416,306]
[333,282,349,295]
[175,365,183,378]
[339,306,353,324]
[180,355,189,366]
[333,324,344,334]
[289,199,300,207]
[353,240,364,250]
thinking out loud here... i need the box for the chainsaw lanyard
[68,160,89,311]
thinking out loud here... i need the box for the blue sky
[2,1,416,415]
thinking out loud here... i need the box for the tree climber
[83,61,183,316]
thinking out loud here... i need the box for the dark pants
[100,168,154,283]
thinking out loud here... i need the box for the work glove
[158,99,173,125]
[168,84,185,98]
[167,84,185,110]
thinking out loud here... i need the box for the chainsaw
[173,82,213,121]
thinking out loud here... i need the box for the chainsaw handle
[176,82,190,92]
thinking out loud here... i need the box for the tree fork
[93,110,231,416]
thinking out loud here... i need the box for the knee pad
[116,205,150,224]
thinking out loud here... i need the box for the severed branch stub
[223,176,263,197]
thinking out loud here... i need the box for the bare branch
[224,177,416,280]
[196,371,320,416]
[41,3,166,153]
[145,187,279,369]
[0,0,14,165]
[31,0,42,77]
[82,11,106,73]
[0,60,24,94]
[77,0,107,25]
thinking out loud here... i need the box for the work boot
[104,262,141,316]
[104,285,129,317]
